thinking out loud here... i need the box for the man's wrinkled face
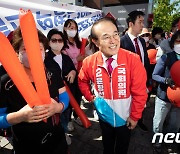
[93,21,120,57]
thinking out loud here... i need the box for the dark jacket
[120,34,151,82]
[152,51,179,101]
[0,69,67,154]
[44,50,76,80]
[44,50,82,103]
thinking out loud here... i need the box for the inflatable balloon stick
[19,9,51,105]
[64,82,91,128]
[170,61,180,87]
[147,49,157,64]
[0,32,42,108]
[167,86,180,107]
[80,38,87,55]
[77,38,87,72]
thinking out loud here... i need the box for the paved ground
[68,98,156,154]
[1,95,180,154]
[68,95,180,154]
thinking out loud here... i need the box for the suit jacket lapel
[139,37,146,53]
[125,34,136,53]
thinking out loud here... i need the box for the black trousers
[99,119,131,154]
[12,124,68,154]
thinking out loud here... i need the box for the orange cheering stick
[80,38,87,55]
[77,38,87,72]
[19,9,51,105]
[0,32,42,107]
[147,49,157,64]
[170,61,180,87]
[64,82,91,128]
[167,86,180,107]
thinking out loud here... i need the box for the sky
[170,0,180,9]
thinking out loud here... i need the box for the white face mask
[19,52,45,68]
[143,37,149,43]
[66,30,77,38]
[50,43,63,53]
[174,44,180,54]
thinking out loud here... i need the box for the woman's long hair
[63,19,81,49]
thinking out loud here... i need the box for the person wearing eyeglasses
[45,28,82,144]
[78,17,147,154]
[139,28,156,50]
[139,28,158,95]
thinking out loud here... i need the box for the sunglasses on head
[50,38,63,43]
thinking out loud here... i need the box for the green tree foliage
[153,0,180,32]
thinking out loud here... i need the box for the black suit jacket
[120,34,151,83]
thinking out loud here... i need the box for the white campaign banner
[0,0,102,38]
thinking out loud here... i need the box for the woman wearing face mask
[0,27,69,154]
[139,28,157,95]
[63,19,86,70]
[152,30,180,153]
[139,28,156,50]
[45,29,82,142]
[62,19,83,129]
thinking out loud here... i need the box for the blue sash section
[94,97,126,127]
[59,91,69,112]
[0,108,11,128]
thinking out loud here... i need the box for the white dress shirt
[53,54,62,69]
[127,32,145,65]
